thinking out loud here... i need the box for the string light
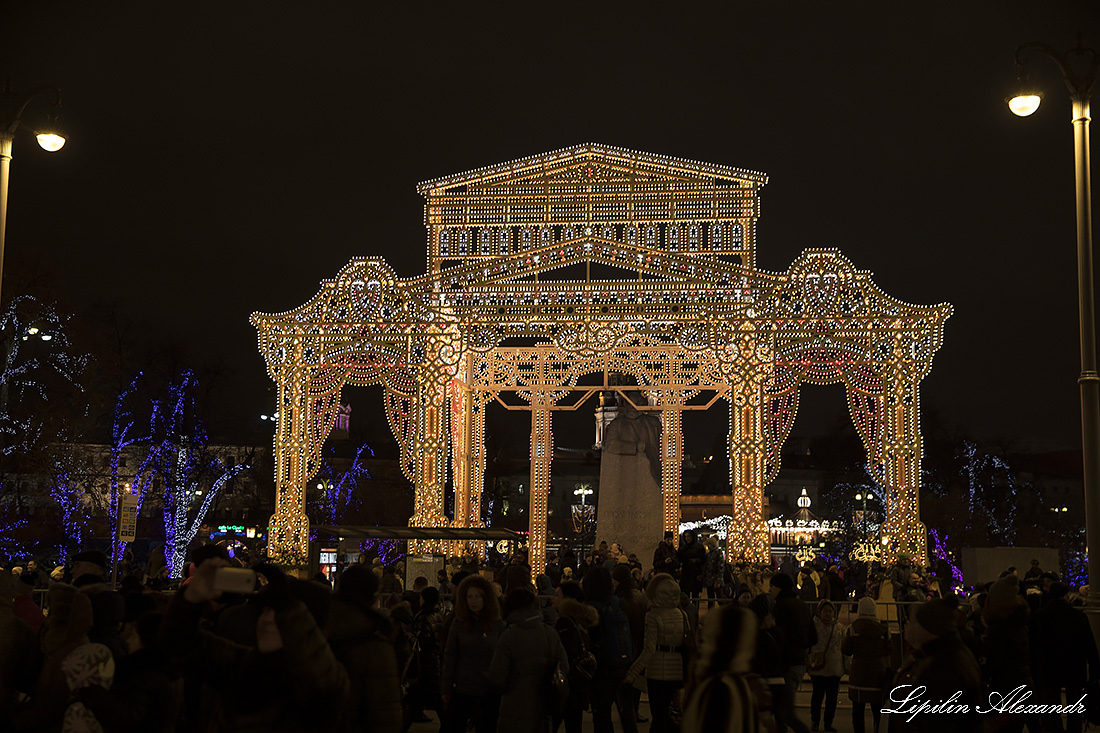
[252,144,951,568]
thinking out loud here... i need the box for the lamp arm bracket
[1014,41,1098,101]
[3,84,63,135]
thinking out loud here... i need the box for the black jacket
[1033,597,1100,687]
[771,589,817,666]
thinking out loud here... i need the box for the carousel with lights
[768,488,842,565]
[251,143,951,569]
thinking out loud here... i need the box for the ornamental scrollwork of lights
[251,143,951,569]
[851,540,883,564]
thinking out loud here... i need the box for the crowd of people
[0,536,1097,733]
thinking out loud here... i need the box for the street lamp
[573,485,594,557]
[1007,39,1100,621]
[0,81,66,308]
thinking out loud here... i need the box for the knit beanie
[858,596,877,618]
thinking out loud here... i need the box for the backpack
[592,598,634,671]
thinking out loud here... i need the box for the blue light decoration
[0,518,27,560]
[108,374,145,566]
[959,441,1018,545]
[0,295,88,459]
[360,537,405,567]
[1063,529,1088,588]
[928,527,964,592]
[308,443,373,525]
[120,371,249,578]
[49,471,88,559]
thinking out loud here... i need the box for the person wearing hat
[652,531,680,578]
[1024,558,1044,581]
[888,595,981,732]
[70,550,110,588]
[842,597,890,733]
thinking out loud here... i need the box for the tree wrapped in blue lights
[50,471,89,560]
[0,295,88,458]
[0,295,88,560]
[307,443,373,525]
[115,371,248,577]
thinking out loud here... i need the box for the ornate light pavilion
[251,144,951,568]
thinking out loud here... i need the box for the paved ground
[410,676,876,733]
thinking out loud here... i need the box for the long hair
[454,574,501,631]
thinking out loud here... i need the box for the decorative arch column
[724,326,773,563]
[880,367,927,566]
[659,393,685,536]
[528,392,554,571]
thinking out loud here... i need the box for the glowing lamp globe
[36,132,66,152]
[1008,93,1042,117]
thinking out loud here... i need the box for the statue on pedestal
[596,398,664,573]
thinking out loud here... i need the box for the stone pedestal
[596,407,664,573]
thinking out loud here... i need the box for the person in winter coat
[681,603,763,733]
[748,593,787,731]
[408,586,445,722]
[12,574,44,635]
[807,599,846,732]
[0,572,37,727]
[677,530,706,597]
[10,583,100,731]
[583,566,638,733]
[611,564,649,723]
[653,531,681,578]
[325,565,402,733]
[1033,582,1099,733]
[887,595,981,733]
[768,571,814,733]
[488,587,568,733]
[702,536,725,607]
[553,581,598,733]
[624,573,687,733]
[67,608,183,733]
[982,575,1037,733]
[799,567,821,602]
[841,597,890,733]
[159,556,351,732]
[442,574,505,733]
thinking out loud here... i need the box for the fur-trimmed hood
[646,573,681,609]
[558,597,598,627]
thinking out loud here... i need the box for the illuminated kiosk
[251,144,951,568]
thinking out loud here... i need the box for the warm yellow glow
[251,144,951,567]
[1008,94,1042,117]
[36,132,66,152]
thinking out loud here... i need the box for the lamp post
[573,485,594,558]
[1007,40,1099,623]
[0,81,66,308]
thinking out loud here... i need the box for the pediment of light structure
[416,143,768,195]
[419,143,768,273]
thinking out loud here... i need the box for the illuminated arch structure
[252,144,951,568]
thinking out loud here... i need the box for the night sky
[5,2,1099,457]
